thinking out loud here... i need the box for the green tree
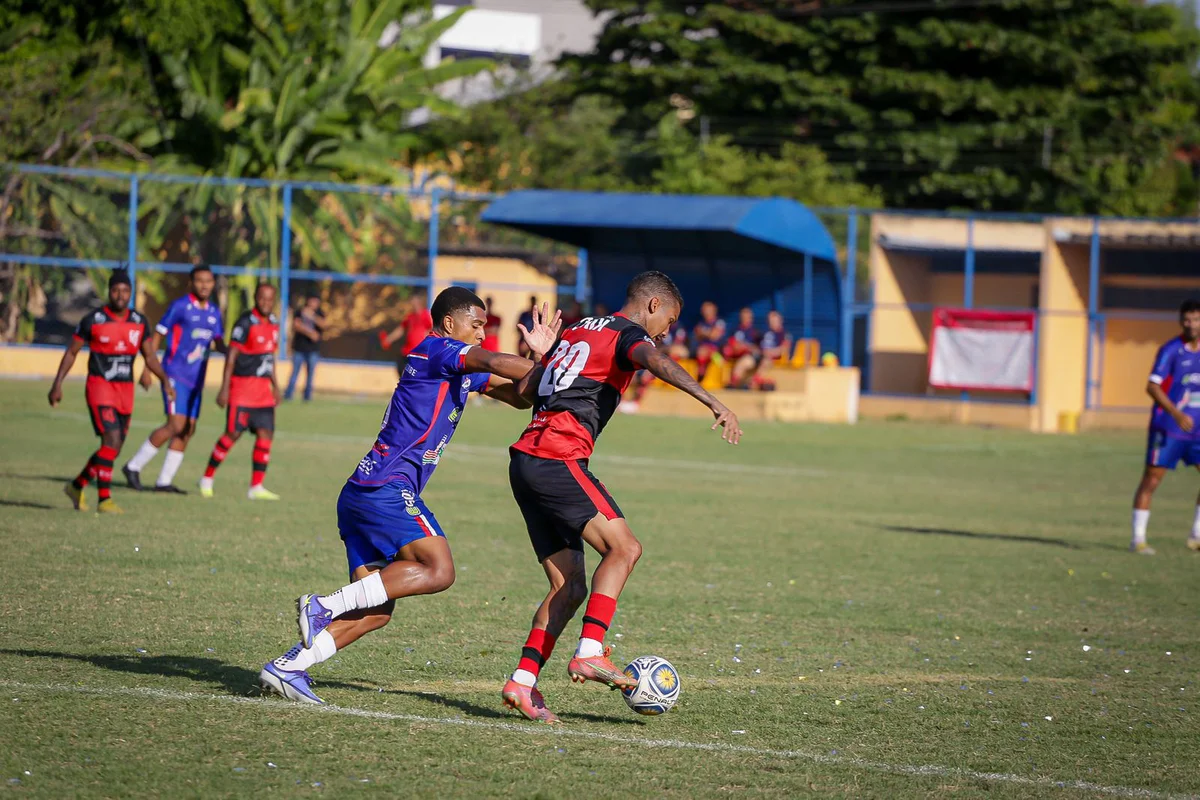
[568,0,1200,215]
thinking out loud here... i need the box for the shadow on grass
[387,688,642,726]
[0,472,76,484]
[882,525,1125,551]
[0,499,54,510]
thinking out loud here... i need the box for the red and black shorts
[225,404,275,436]
[508,449,624,562]
[88,404,131,439]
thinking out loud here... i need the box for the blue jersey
[348,335,491,493]
[1149,337,1200,440]
[157,295,224,388]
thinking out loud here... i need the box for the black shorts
[88,404,131,439]
[226,404,275,435]
[509,449,624,562]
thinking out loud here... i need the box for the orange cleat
[568,647,637,690]
[502,679,560,724]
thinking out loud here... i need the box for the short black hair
[254,282,275,300]
[108,269,131,290]
[1180,299,1200,317]
[432,286,485,329]
[626,270,683,309]
[189,264,213,280]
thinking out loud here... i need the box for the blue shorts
[1146,430,1200,469]
[337,481,447,577]
[163,378,203,420]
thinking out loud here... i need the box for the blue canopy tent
[480,190,844,357]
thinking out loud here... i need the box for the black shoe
[122,465,145,491]
[154,484,188,495]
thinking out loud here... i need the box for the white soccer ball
[621,655,681,715]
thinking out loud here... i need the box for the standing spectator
[285,295,325,402]
[482,296,502,352]
[757,310,793,391]
[516,295,537,357]
[561,300,584,328]
[692,301,726,379]
[724,307,762,389]
[380,291,433,377]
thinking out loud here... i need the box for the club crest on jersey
[421,435,448,465]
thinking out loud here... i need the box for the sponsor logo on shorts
[401,487,421,516]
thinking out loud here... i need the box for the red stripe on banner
[565,460,618,520]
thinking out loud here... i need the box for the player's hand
[1175,411,1195,433]
[139,370,153,391]
[216,387,229,409]
[378,330,391,350]
[48,384,62,407]
[710,401,742,445]
[164,382,177,402]
[274,385,283,405]
[518,302,562,362]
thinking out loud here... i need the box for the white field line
[44,411,828,479]
[0,679,1192,799]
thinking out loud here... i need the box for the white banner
[928,309,1035,393]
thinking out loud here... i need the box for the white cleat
[1187,537,1200,553]
[1130,542,1157,555]
[198,477,214,498]
[247,485,280,501]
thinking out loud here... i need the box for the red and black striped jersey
[512,313,654,461]
[229,309,279,406]
[73,306,149,383]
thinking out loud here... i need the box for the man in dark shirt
[285,295,325,402]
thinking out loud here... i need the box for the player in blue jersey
[121,265,226,493]
[259,286,562,704]
[1130,299,1200,555]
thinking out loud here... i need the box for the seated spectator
[724,307,762,389]
[692,301,726,379]
[756,310,793,391]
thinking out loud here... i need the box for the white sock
[199,476,213,489]
[575,637,604,658]
[125,439,159,472]
[156,449,185,487]
[319,571,388,618]
[1191,506,1200,540]
[274,630,337,671]
[1132,508,1150,544]
[511,668,538,688]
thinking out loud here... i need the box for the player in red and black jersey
[199,283,282,500]
[500,270,742,723]
[48,270,175,513]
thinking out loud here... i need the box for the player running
[259,287,561,705]
[500,270,741,724]
[1130,299,1200,555]
[48,269,175,513]
[121,265,226,494]
[198,283,281,500]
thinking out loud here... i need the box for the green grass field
[1,377,1198,798]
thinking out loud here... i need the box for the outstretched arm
[462,348,538,382]
[631,342,743,444]
[484,378,533,410]
[48,338,85,407]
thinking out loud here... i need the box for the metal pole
[127,176,139,298]
[279,184,293,358]
[576,248,588,304]
[841,210,857,367]
[1085,216,1101,409]
[961,215,975,403]
[427,187,441,304]
[802,251,814,343]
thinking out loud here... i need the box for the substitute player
[198,283,280,500]
[48,269,175,513]
[500,270,741,723]
[1130,299,1200,554]
[122,265,225,493]
[259,288,561,704]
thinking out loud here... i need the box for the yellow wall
[432,255,559,354]
[1035,233,1089,432]
[1099,318,1178,408]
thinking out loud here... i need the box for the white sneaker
[198,477,214,498]
[1130,541,1156,555]
[247,485,280,501]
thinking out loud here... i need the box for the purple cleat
[296,593,333,649]
[260,662,324,704]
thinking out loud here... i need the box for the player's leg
[123,382,180,489]
[199,405,243,496]
[566,512,641,687]
[1188,460,1200,551]
[153,415,195,493]
[93,420,128,513]
[503,548,587,722]
[1132,431,1177,554]
[246,410,279,500]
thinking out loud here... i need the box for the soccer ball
[621,655,681,715]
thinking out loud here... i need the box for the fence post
[127,175,139,296]
[427,187,441,303]
[963,215,975,309]
[840,209,857,368]
[279,184,293,359]
[1085,216,1101,409]
[576,248,589,304]
[802,251,813,342]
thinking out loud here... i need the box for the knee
[169,417,188,437]
[425,561,456,594]
[610,534,642,569]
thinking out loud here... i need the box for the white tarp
[928,309,1035,393]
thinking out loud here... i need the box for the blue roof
[481,191,838,263]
